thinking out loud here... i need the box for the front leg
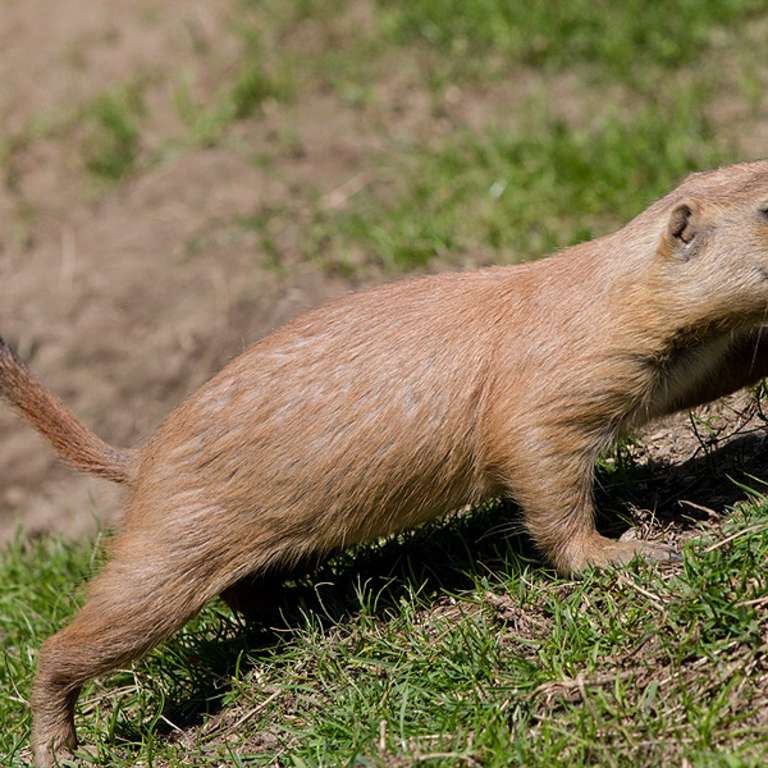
[499,432,676,576]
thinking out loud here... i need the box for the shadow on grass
[596,427,768,532]
[112,426,768,744]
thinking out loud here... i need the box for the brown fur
[5,160,768,766]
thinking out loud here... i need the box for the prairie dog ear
[662,199,702,259]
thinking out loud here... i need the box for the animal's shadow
[112,428,768,746]
[596,427,768,532]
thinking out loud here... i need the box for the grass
[203,91,732,276]
[380,0,766,83]
[82,84,145,182]
[310,99,731,272]
[175,17,294,148]
[2,496,768,766]
[5,0,764,191]
[175,54,291,149]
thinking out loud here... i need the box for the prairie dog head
[650,160,768,325]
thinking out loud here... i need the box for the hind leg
[31,534,215,767]
[220,553,328,622]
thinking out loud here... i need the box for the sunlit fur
[3,160,768,766]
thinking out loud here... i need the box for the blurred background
[1,0,766,539]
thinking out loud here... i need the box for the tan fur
[6,160,768,765]
[0,341,135,483]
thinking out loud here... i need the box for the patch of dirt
[0,0,236,135]
[484,590,552,641]
[166,697,284,764]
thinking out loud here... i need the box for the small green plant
[82,85,145,182]
[175,29,291,148]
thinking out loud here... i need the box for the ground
[2,1,768,765]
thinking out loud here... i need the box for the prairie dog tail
[0,336,135,484]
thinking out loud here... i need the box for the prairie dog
[5,160,768,766]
